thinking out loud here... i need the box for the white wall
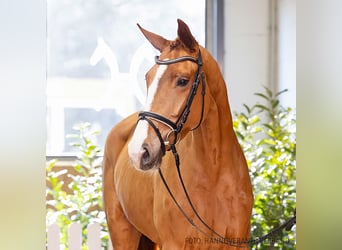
[223,0,296,113]
[278,0,296,108]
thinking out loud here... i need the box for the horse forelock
[169,39,181,50]
[167,38,198,54]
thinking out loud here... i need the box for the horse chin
[140,161,162,172]
[136,148,163,172]
[139,155,162,172]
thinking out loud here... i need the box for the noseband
[138,50,206,155]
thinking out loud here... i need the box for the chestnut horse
[103,19,253,250]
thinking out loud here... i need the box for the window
[47,0,206,156]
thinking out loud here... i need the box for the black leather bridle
[138,50,206,155]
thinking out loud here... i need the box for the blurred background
[46,0,205,155]
[46,0,295,156]
[4,0,342,250]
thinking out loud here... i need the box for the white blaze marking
[128,64,168,164]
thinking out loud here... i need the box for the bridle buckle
[164,129,180,148]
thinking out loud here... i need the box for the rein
[161,144,296,247]
[137,50,296,247]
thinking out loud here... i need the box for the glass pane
[47,0,206,156]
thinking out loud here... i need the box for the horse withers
[103,19,253,250]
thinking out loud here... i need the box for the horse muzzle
[140,143,163,170]
[128,121,164,171]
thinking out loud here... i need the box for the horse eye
[177,78,189,87]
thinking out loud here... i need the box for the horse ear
[137,24,170,52]
[177,19,197,51]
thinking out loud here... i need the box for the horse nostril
[138,144,162,171]
[141,146,151,170]
[141,146,150,165]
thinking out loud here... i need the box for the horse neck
[189,50,241,176]
[202,49,235,136]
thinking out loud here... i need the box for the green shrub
[46,123,107,250]
[233,87,296,249]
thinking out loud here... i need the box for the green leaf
[254,92,269,101]
[243,104,251,114]
[265,86,273,98]
[255,104,270,113]
[275,88,288,97]
[271,99,280,109]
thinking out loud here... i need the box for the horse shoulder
[103,112,146,249]
[104,112,139,164]
[103,112,139,214]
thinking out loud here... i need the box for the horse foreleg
[103,113,148,249]
[103,152,141,249]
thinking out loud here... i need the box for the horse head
[128,19,211,171]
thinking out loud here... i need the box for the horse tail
[138,234,158,250]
